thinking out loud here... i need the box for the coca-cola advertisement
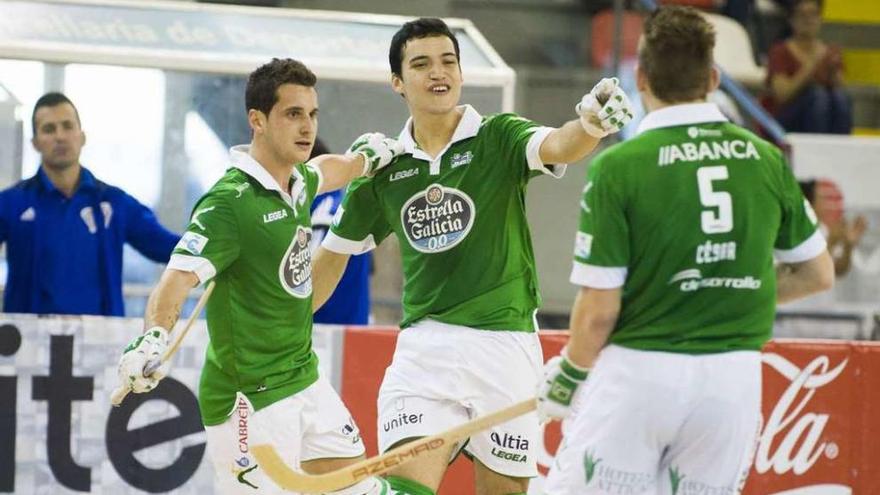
[746,341,880,495]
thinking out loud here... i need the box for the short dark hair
[32,92,81,135]
[245,58,317,116]
[799,179,816,203]
[638,6,716,103]
[790,0,823,14]
[389,17,460,78]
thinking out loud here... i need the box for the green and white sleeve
[323,177,392,254]
[774,163,827,263]
[168,192,240,283]
[570,157,629,288]
[492,113,567,179]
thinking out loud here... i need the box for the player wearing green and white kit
[312,18,634,495]
[538,7,835,495]
[114,59,404,495]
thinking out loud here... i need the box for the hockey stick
[252,397,537,493]
[110,280,215,406]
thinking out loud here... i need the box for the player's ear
[708,66,721,94]
[248,109,266,134]
[635,64,648,93]
[391,73,406,100]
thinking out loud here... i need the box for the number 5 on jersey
[697,165,733,234]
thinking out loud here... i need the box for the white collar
[636,103,729,135]
[398,104,483,161]
[229,145,301,206]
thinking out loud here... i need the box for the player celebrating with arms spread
[115,58,403,495]
[313,18,633,495]
[539,7,834,494]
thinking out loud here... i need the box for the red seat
[589,9,644,68]
[659,0,718,9]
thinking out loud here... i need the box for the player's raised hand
[117,327,171,395]
[575,77,634,138]
[348,132,406,177]
[537,349,590,422]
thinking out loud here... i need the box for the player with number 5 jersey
[538,6,835,495]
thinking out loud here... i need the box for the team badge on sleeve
[401,184,475,253]
[574,232,593,259]
[279,226,313,298]
[177,232,209,255]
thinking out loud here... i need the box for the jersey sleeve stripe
[322,230,377,255]
[570,261,627,288]
[774,229,828,263]
[168,254,217,284]
[526,126,567,178]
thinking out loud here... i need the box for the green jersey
[168,146,322,426]
[325,105,564,331]
[572,103,825,353]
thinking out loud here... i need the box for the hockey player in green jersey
[312,17,634,495]
[114,58,404,494]
[538,7,835,494]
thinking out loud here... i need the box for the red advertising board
[341,329,880,494]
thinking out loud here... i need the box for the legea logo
[757,354,849,491]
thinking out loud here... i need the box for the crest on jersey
[401,184,475,253]
[279,225,312,298]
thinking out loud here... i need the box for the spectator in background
[800,178,868,276]
[763,0,852,134]
[0,92,179,316]
[308,139,371,325]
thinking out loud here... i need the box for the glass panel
[63,63,165,207]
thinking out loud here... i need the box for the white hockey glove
[117,326,171,394]
[537,347,590,422]
[348,132,406,177]
[576,77,635,138]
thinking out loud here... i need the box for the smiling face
[391,35,463,117]
[250,83,318,166]
[31,103,85,172]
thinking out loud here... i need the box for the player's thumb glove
[348,132,406,177]
[537,347,590,422]
[575,77,634,138]
[117,326,171,394]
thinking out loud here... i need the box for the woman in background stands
[763,0,852,134]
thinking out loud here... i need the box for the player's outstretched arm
[537,287,620,422]
[145,269,201,330]
[777,250,834,304]
[566,287,621,367]
[539,77,634,165]
[117,269,199,396]
[312,133,405,194]
[312,246,352,312]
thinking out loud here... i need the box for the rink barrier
[2,316,878,494]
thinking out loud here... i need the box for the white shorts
[544,345,761,495]
[204,376,365,494]
[377,319,544,478]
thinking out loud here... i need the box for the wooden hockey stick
[252,397,537,494]
[110,281,215,406]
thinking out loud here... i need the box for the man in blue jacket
[309,139,371,325]
[0,92,179,316]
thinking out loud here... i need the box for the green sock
[384,475,435,495]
